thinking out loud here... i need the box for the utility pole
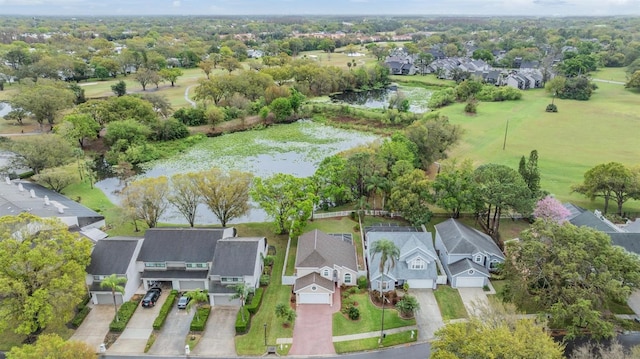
[503,119,509,150]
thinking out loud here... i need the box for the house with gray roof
[366,226,440,291]
[434,219,504,288]
[293,229,358,305]
[86,237,143,305]
[0,180,105,230]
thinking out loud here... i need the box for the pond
[0,102,11,117]
[329,85,432,113]
[96,120,379,225]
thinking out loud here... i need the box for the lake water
[330,86,432,113]
[0,102,11,117]
[96,120,379,225]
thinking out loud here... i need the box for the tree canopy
[573,162,640,215]
[7,334,95,359]
[197,168,253,227]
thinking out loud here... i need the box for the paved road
[70,304,114,353]
[593,78,625,85]
[147,303,194,355]
[457,287,490,317]
[410,289,444,341]
[191,306,238,357]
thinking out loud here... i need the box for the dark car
[141,287,161,308]
[177,295,191,309]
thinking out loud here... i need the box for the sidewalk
[277,325,419,345]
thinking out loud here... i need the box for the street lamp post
[264,323,267,346]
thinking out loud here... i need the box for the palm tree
[100,274,127,322]
[185,289,209,321]
[230,282,254,322]
[370,239,400,282]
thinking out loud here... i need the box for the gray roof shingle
[295,230,357,271]
[569,211,620,233]
[210,237,264,276]
[137,228,228,262]
[435,219,504,259]
[448,258,490,277]
[610,233,640,255]
[294,272,334,292]
[87,237,141,275]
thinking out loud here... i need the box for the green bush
[151,118,190,141]
[246,287,264,314]
[109,299,141,332]
[347,305,360,320]
[545,103,558,112]
[153,290,178,330]
[357,276,368,290]
[70,305,91,328]
[235,307,251,334]
[260,274,271,287]
[427,88,456,109]
[173,107,207,126]
[190,306,211,331]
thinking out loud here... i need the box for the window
[381,282,388,290]
[474,255,482,263]
[186,263,208,269]
[344,273,352,283]
[468,269,475,275]
[311,285,317,291]
[410,258,425,270]
[323,269,330,277]
[93,275,104,281]
[145,262,166,268]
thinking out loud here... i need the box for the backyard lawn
[433,286,468,320]
[333,292,416,336]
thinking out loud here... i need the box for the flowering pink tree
[533,196,571,223]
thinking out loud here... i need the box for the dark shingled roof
[294,272,334,292]
[435,219,504,258]
[295,230,357,271]
[137,228,228,262]
[610,233,640,255]
[569,211,619,233]
[87,237,141,275]
[210,237,264,277]
[141,270,209,279]
[448,258,490,277]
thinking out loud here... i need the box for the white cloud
[172,0,180,6]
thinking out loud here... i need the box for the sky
[0,0,639,17]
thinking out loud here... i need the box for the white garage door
[178,280,206,291]
[211,294,241,307]
[299,292,331,305]
[407,279,434,289]
[94,293,122,305]
[455,277,486,288]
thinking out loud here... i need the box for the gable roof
[624,219,640,233]
[295,229,357,271]
[293,272,335,293]
[210,237,264,277]
[449,258,490,277]
[137,228,229,262]
[563,202,587,221]
[87,237,141,275]
[569,211,621,233]
[610,232,640,255]
[435,219,504,259]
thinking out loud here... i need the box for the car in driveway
[177,295,191,309]
[141,287,162,308]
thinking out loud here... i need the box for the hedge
[246,287,264,314]
[70,305,91,328]
[109,298,141,332]
[235,307,251,334]
[153,290,178,330]
[190,306,211,331]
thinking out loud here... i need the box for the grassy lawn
[488,279,538,314]
[333,330,417,354]
[284,236,297,276]
[0,318,75,351]
[437,70,640,213]
[592,67,630,83]
[333,292,416,336]
[433,286,468,320]
[299,47,378,70]
[606,298,636,315]
[234,224,293,356]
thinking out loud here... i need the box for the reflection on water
[329,86,431,113]
[0,102,11,117]
[96,120,379,225]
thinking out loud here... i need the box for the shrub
[260,274,271,287]
[246,287,264,314]
[357,276,368,290]
[545,103,558,112]
[263,255,275,267]
[235,307,251,334]
[190,306,211,331]
[395,295,420,317]
[153,290,178,330]
[464,100,477,114]
[347,305,360,320]
[427,88,456,109]
[70,305,91,328]
[151,118,190,141]
[172,107,207,126]
[109,299,141,332]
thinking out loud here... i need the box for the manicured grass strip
[333,330,418,354]
[333,293,416,336]
[606,298,636,315]
[284,236,297,276]
[434,286,468,320]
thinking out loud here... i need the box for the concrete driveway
[147,303,195,355]
[191,306,239,357]
[108,290,169,354]
[628,290,640,316]
[70,304,114,352]
[457,287,490,317]
[410,289,444,341]
[289,288,341,356]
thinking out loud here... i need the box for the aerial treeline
[428,78,522,109]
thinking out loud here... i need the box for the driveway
[191,306,238,357]
[107,290,169,354]
[289,288,341,356]
[70,304,114,352]
[147,303,195,355]
[409,289,444,341]
[457,287,490,317]
[627,290,640,316]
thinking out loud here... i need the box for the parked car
[141,287,162,308]
[177,295,191,309]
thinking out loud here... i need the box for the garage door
[407,279,434,289]
[455,277,485,288]
[211,294,241,306]
[299,292,331,305]
[178,280,206,291]
[94,293,122,305]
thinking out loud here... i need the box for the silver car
[177,295,191,309]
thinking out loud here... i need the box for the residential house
[434,219,505,288]
[293,229,358,305]
[366,226,439,291]
[86,237,143,305]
